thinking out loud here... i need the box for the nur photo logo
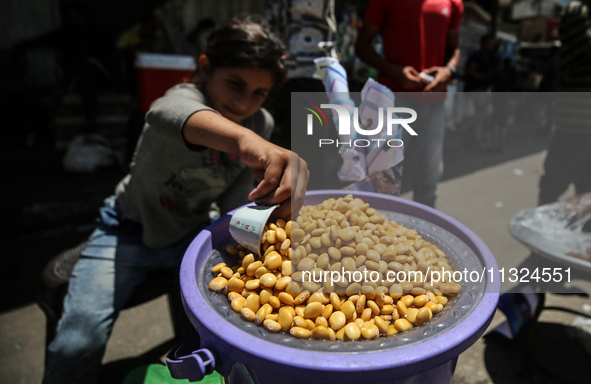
[303,102,418,148]
[303,102,329,129]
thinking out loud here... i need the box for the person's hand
[390,65,427,90]
[423,66,452,92]
[180,110,309,217]
[237,134,309,218]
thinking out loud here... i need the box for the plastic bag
[314,58,404,192]
[337,148,367,182]
[359,78,404,174]
[510,193,591,264]
[63,134,116,172]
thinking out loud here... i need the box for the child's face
[204,66,273,123]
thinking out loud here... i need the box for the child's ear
[197,54,211,82]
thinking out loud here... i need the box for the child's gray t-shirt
[115,83,274,248]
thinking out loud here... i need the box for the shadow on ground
[0,143,124,313]
[483,322,591,384]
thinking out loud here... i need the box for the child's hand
[182,110,309,216]
[238,135,309,218]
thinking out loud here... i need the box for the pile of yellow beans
[208,194,462,341]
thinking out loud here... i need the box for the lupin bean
[209,276,228,292]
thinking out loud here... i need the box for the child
[43,17,309,384]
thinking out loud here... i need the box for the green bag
[123,363,223,384]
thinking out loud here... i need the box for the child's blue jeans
[43,196,196,384]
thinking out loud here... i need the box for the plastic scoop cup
[229,205,279,257]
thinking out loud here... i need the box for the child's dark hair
[197,16,287,85]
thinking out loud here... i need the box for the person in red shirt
[356,0,463,207]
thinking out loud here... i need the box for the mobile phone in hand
[419,72,435,83]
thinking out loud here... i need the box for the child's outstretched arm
[182,110,309,217]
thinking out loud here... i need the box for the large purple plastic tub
[169,190,500,384]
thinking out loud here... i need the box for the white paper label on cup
[229,205,279,256]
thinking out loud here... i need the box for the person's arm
[355,22,426,90]
[182,110,309,217]
[423,29,461,92]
